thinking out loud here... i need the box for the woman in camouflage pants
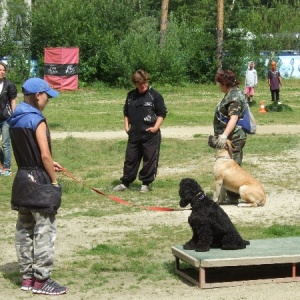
[213,69,247,205]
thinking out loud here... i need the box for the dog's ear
[208,135,218,149]
[179,178,203,207]
[226,140,233,158]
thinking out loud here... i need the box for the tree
[22,0,300,85]
[0,0,32,82]
[160,0,169,46]
[217,0,224,70]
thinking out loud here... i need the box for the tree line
[1,0,300,86]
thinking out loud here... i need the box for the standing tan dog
[213,140,266,207]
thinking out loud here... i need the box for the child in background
[268,61,283,104]
[244,61,258,103]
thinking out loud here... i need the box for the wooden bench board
[172,237,300,288]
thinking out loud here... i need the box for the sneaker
[1,169,12,176]
[113,183,128,191]
[219,197,239,205]
[140,185,150,193]
[21,277,35,291]
[32,278,67,295]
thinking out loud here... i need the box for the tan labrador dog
[213,141,266,207]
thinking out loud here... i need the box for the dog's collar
[196,192,205,200]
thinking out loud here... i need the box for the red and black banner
[44,47,79,91]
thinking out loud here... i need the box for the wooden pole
[160,0,169,47]
[217,0,224,70]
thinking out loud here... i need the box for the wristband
[52,182,58,185]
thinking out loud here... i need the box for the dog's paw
[195,246,210,252]
[222,243,247,250]
[183,241,196,250]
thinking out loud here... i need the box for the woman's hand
[216,134,228,149]
[146,127,158,133]
[53,161,63,172]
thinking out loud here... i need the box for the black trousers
[121,130,161,186]
[271,89,280,101]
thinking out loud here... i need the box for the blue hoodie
[8,101,44,130]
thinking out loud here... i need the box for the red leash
[61,168,186,212]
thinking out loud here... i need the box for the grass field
[1,79,300,298]
[34,79,300,132]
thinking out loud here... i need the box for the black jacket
[123,87,167,133]
[0,78,17,121]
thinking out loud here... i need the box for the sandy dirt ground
[1,125,300,300]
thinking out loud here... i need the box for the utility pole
[160,0,169,47]
[217,0,224,70]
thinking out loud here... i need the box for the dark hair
[0,61,7,71]
[131,69,150,84]
[215,69,240,87]
[24,94,39,109]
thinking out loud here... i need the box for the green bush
[265,103,293,112]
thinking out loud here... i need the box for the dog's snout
[179,198,189,207]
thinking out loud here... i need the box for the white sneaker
[113,184,128,191]
[140,185,150,193]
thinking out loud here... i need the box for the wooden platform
[172,237,300,288]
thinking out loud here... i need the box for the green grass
[14,78,299,132]
[2,80,300,294]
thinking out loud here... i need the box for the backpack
[216,103,257,134]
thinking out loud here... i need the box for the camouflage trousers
[230,138,246,166]
[15,208,57,280]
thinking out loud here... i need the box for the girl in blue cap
[7,78,67,295]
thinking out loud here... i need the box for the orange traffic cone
[259,101,267,113]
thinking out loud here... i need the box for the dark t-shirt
[268,70,281,90]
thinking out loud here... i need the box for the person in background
[268,61,282,104]
[7,78,67,295]
[244,61,258,103]
[213,69,247,205]
[113,69,168,193]
[0,61,17,176]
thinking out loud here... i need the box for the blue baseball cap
[22,78,59,98]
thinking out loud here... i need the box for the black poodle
[179,178,250,252]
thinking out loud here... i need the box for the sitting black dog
[179,178,250,252]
